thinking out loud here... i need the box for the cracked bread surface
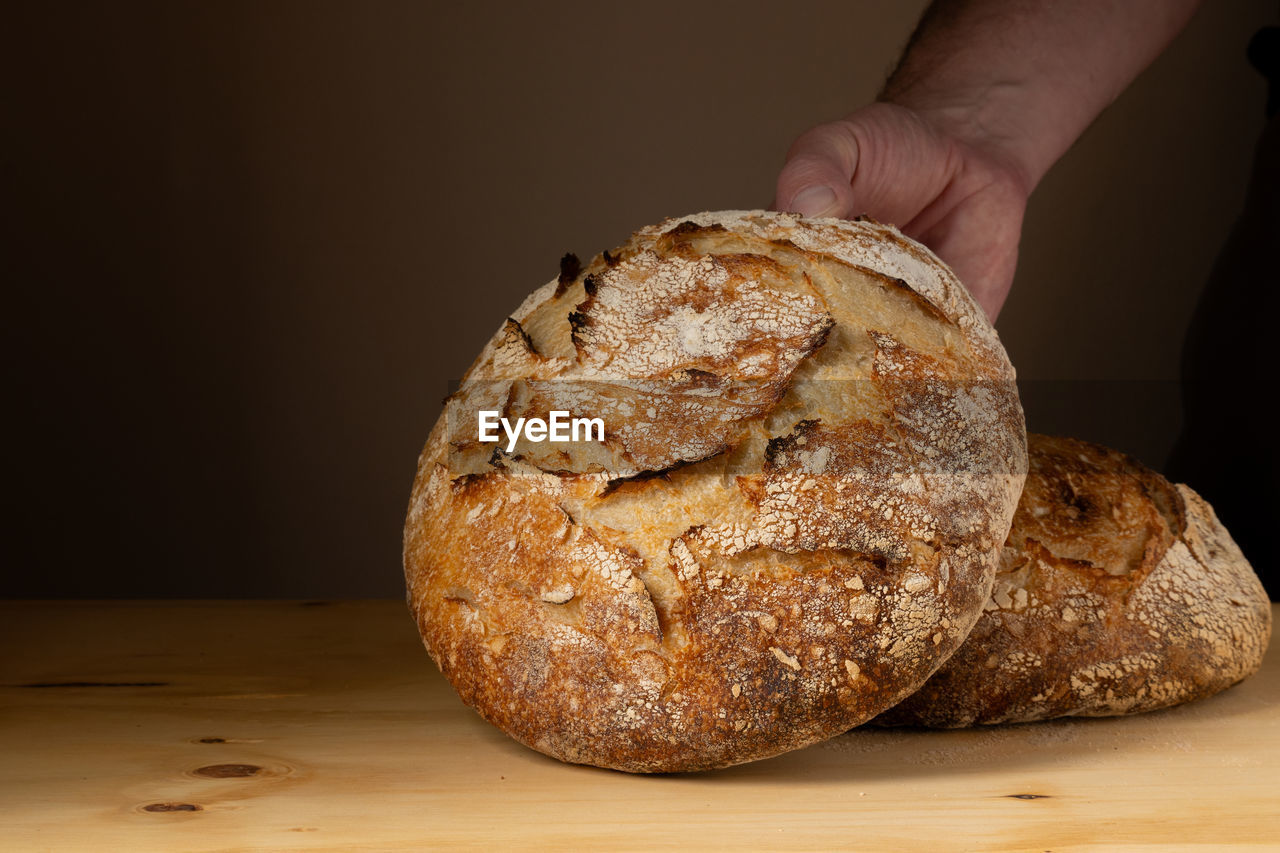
[875,433,1272,728]
[404,210,1027,772]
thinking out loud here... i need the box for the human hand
[775,102,1031,322]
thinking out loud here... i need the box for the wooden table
[2,601,1276,851]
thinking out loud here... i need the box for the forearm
[882,0,1201,191]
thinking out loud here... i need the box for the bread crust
[404,211,1026,771]
[876,433,1272,728]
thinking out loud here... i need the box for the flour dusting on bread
[405,211,1027,772]
[876,434,1271,728]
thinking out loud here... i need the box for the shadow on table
[682,661,1277,786]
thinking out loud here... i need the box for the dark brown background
[5,1,1272,597]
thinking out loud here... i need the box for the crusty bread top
[876,433,1272,728]
[636,212,994,346]
[405,211,1027,771]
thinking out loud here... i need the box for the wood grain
[1,600,1276,851]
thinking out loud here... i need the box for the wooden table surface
[2,601,1276,851]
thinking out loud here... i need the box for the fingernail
[790,186,838,217]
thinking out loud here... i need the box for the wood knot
[193,763,261,778]
[142,802,202,812]
[1004,793,1051,800]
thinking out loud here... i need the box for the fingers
[913,198,1023,323]
[776,104,955,226]
[775,121,861,218]
[951,240,1019,323]
[774,103,1027,323]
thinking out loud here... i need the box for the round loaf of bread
[876,433,1272,728]
[403,210,1027,771]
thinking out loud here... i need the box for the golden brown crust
[404,210,1026,771]
[875,433,1272,728]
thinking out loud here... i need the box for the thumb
[774,121,861,218]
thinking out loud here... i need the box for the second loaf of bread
[876,433,1272,728]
